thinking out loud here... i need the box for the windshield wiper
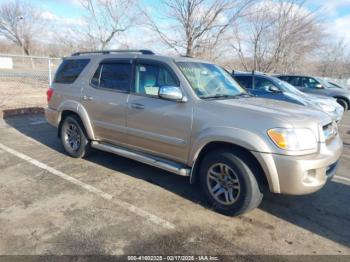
[201,93,252,100]
[234,93,254,98]
[201,94,237,100]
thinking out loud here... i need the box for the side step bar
[91,141,190,177]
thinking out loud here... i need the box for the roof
[233,71,267,76]
[64,49,211,64]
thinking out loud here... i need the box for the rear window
[54,59,90,84]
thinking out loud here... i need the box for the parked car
[46,50,342,216]
[276,75,350,110]
[232,72,344,122]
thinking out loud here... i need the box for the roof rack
[71,49,155,56]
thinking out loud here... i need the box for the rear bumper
[253,135,343,195]
[45,107,59,127]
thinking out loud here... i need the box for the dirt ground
[0,81,47,110]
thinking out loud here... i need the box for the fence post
[48,58,52,86]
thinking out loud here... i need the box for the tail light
[46,88,54,102]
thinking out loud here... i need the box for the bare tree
[316,40,349,78]
[79,0,139,50]
[0,0,43,56]
[143,0,252,58]
[230,0,323,73]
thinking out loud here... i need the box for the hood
[283,92,307,105]
[306,94,338,106]
[210,97,332,126]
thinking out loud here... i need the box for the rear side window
[54,59,90,84]
[277,76,288,81]
[91,63,132,92]
[234,75,252,89]
[287,76,301,86]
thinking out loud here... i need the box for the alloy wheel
[207,163,241,205]
[64,122,81,151]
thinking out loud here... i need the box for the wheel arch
[57,102,95,140]
[190,141,269,192]
[334,96,350,109]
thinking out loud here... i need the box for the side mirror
[267,86,281,93]
[316,84,324,89]
[158,86,187,102]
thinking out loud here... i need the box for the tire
[199,149,263,216]
[336,98,348,111]
[60,115,90,158]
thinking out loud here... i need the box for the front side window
[134,64,178,96]
[254,77,278,91]
[91,63,132,92]
[177,62,246,99]
[302,77,319,89]
[54,59,90,84]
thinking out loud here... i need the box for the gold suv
[46,50,343,215]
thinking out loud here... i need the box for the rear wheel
[60,115,90,158]
[336,98,348,111]
[199,150,263,216]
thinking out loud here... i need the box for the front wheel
[199,150,263,216]
[336,98,348,111]
[60,115,90,158]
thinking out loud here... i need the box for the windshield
[328,82,342,88]
[315,77,333,88]
[177,62,247,99]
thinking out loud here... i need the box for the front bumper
[331,107,344,122]
[254,135,343,195]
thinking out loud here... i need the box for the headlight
[317,102,335,113]
[267,128,317,151]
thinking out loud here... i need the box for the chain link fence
[0,54,61,110]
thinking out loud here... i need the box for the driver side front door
[126,60,193,164]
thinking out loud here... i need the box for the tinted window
[91,63,132,92]
[234,75,252,89]
[277,76,288,81]
[301,77,319,89]
[54,59,90,84]
[286,76,301,87]
[134,64,178,96]
[254,77,278,90]
[91,65,102,87]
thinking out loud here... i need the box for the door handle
[131,103,145,109]
[83,95,93,101]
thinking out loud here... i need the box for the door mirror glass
[268,85,281,93]
[316,83,324,89]
[158,86,186,102]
